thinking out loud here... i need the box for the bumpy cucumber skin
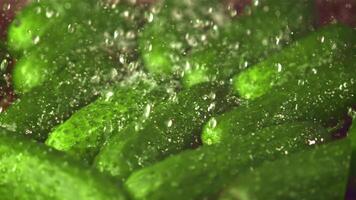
[202,53,356,145]
[349,115,356,179]
[219,139,351,200]
[125,122,331,200]
[235,24,356,100]
[11,1,142,93]
[182,0,315,87]
[0,51,120,141]
[46,79,169,163]
[94,82,239,181]
[139,0,228,75]
[0,128,127,200]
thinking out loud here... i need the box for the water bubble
[277,63,283,72]
[33,36,40,44]
[307,139,316,145]
[104,91,114,101]
[143,104,152,118]
[45,9,54,18]
[166,119,173,128]
[147,13,154,23]
[207,103,216,112]
[208,118,217,129]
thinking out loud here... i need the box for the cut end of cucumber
[233,65,275,100]
[201,117,223,145]
[13,55,47,93]
[7,12,47,52]
[143,50,173,76]
[183,67,210,88]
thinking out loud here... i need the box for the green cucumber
[349,114,356,182]
[46,76,171,163]
[125,122,331,200]
[234,24,356,100]
[0,128,127,200]
[219,138,351,200]
[202,42,356,145]
[0,51,120,141]
[11,1,143,93]
[139,0,230,75]
[7,0,89,52]
[181,0,315,87]
[94,82,238,181]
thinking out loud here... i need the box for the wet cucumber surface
[0,0,356,199]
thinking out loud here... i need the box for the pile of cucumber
[0,0,355,199]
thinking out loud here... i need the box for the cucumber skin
[219,138,351,200]
[182,0,315,87]
[94,82,239,181]
[202,52,356,145]
[125,122,331,200]
[349,115,356,180]
[234,24,356,100]
[0,128,127,200]
[46,79,170,163]
[0,51,119,141]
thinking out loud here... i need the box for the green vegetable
[46,77,171,163]
[219,138,351,200]
[0,51,120,141]
[234,24,356,100]
[94,82,238,181]
[11,1,143,93]
[0,128,128,200]
[139,0,229,75]
[349,114,356,182]
[202,40,356,145]
[181,0,315,87]
[7,0,88,52]
[125,122,331,200]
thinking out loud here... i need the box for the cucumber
[219,138,351,200]
[11,1,143,93]
[46,76,171,163]
[7,0,89,52]
[221,138,351,199]
[94,82,238,181]
[349,114,356,182]
[181,0,315,87]
[0,51,120,141]
[125,122,331,200]
[234,24,356,100]
[202,42,356,145]
[0,128,127,200]
[139,0,230,75]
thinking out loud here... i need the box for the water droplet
[33,36,40,44]
[166,119,173,128]
[143,104,152,118]
[147,13,154,23]
[208,118,217,129]
[277,63,283,72]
